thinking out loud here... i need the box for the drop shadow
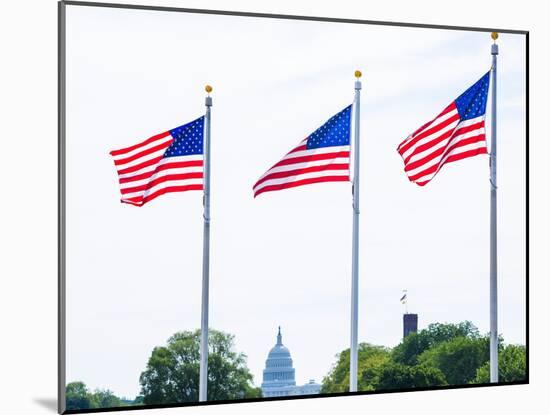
[34,397,57,412]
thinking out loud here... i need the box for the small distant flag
[400,293,407,304]
[109,116,204,206]
[397,72,490,186]
[253,106,352,197]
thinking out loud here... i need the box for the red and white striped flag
[397,72,490,186]
[253,106,352,197]
[109,117,204,206]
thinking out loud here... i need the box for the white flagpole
[489,33,499,383]
[350,70,362,392]
[199,84,213,401]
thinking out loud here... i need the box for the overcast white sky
[65,5,526,399]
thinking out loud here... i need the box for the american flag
[253,105,352,197]
[109,116,204,206]
[397,72,490,186]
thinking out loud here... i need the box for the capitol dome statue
[261,327,321,398]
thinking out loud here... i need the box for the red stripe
[121,185,203,206]
[403,128,454,165]
[113,139,173,166]
[397,104,453,152]
[414,180,430,187]
[455,121,485,136]
[253,163,349,189]
[407,136,487,182]
[411,105,456,138]
[404,120,484,165]
[254,175,349,197]
[405,132,486,173]
[120,197,144,206]
[442,148,488,167]
[118,160,203,184]
[141,185,203,205]
[110,131,171,156]
[121,172,203,194]
[399,112,460,156]
[287,144,307,155]
[409,103,455,138]
[116,155,164,176]
[271,151,350,169]
[411,148,488,187]
[397,105,455,151]
[398,105,459,156]
[408,135,486,181]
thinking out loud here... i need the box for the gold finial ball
[491,32,499,41]
[205,85,213,93]
[354,70,362,78]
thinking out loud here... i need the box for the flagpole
[350,70,362,393]
[489,32,499,383]
[199,84,213,401]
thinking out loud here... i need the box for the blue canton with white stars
[306,105,352,149]
[165,116,205,158]
[454,72,490,121]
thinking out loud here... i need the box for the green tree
[66,381,93,410]
[91,389,123,408]
[418,336,490,385]
[321,343,391,393]
[132,395,145,405]
[392,321,480,366]
[66,382,128,410]
[377,362,447,390]
[473,344,526,383]
[320,321,524,392]
[139,329,261,404]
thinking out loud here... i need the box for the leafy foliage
[66,382,93,410]
[65,382,129,410]
[321,344,390,393]
[473,344,527,383]
[377,362,447,389]
[67,321,526,408]
[418,336,489,385]
[392,321,480,366]
[89,389,123,408]
[321,321,526,392]
[139,329,261,404]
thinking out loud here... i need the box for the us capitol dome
[261,327,321,398]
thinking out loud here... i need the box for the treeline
[321,321,526,392]
[65,381,144,410]
[67,322,526,410]
[66,329,260,410]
